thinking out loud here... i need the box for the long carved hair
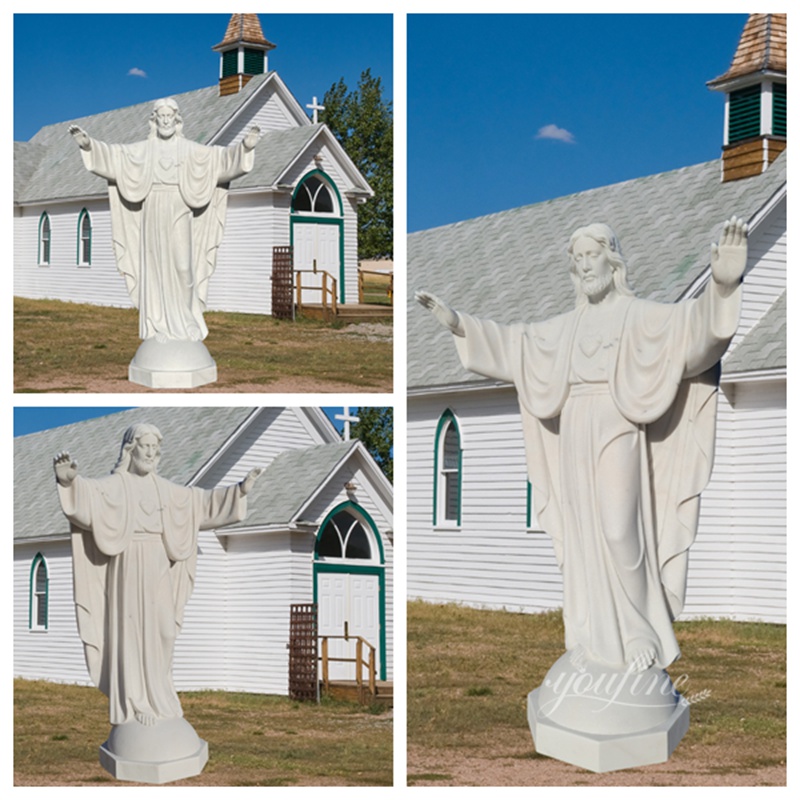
[113,423,163,474]
[148,97,184,139]
[567,223,635,307]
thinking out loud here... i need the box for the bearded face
[130,433,160,475]
[571,236,615,301]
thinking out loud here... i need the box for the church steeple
[707,14,786,182]
[212,14,276,97]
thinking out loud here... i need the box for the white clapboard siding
[14,201,132,308]
[14,541,91,685]
[214,84,303,146]
[410,373,785,622]
[685,378,786,622]
[727,197,786,353]
[208,192,279,315]
[199,408,326,489]
[408,388,564,613]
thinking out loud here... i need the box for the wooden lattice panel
[272,245,294,320]
[289,603,318,701]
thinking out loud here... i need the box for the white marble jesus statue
[54,423,263,782]
[417,217,747,770]
[69,98,260,387]
[417,218,746,674]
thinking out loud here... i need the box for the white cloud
[535,124,575,144]
[128,67,147,78]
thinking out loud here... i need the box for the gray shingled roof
[15,407,254,541]
[407,153,786,389]
[226,440,358,530]
[723,291,786,374]
[14,73,320,204]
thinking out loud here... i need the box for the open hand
[711,216,748,290]
[243,125,261,151]
[68,125,91,150]
[415,290,464,336]
[240,466,264,495]
[53,452,78,486]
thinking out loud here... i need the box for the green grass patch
[14,297,392,392]
[408,600,786,776]
[14,679,392,786]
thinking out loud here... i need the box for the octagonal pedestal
[527,651,690,773]
[129,339,217,389]
[99,717,209,784]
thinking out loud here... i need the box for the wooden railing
[319,635,377,697]
[358,269,393,305]
[296,269,338,317]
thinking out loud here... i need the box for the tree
[320,69,393,260]
[351,407,393,483]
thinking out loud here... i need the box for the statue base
[527,651,690,773]
[129,339,217,389]
[99,716,209,784]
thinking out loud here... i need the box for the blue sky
[408,13,750,231]
[13,13,393,142]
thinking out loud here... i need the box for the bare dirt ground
[20,376,381,394]
[407,742,786,787]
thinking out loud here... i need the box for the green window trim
[526,480,532,529]
[29,553,49,631]
[38,211,51,266]
[314,500,385,564]
[433,409,462,526]
[77,208,92,266]
[728,84,761,144]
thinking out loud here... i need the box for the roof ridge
[410,159,723,237]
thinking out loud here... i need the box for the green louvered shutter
[243,48,264,75]
[222,50,238,78]
[728,85,761,143]
[772,83,786,137]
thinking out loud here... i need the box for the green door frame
[290,169,346,304]
[312,501,387,681]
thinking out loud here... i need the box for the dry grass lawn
[407,601,786,786]
[14,297,392,393]
[14,679,392,786]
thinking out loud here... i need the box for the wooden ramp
[299,303,393,323]
[324,680,393,708]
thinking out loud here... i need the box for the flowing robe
[453,282,741,668]
[81,135,254,341]
[58,472,247,725]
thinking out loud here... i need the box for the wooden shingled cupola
[212,13,276,97]
[707,13,786,182]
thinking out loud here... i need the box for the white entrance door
[317,571,380,681]
[293,223,340,305]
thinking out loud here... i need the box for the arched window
[315,508,374,561]
[433,410,462,526]
[38,212,51,266]
[77,208,92,266]
[29,554,49,631]
[291,173,337,215]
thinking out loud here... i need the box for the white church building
[14,407,394,696]
[407,14,786,624]
[14,14,374,317]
